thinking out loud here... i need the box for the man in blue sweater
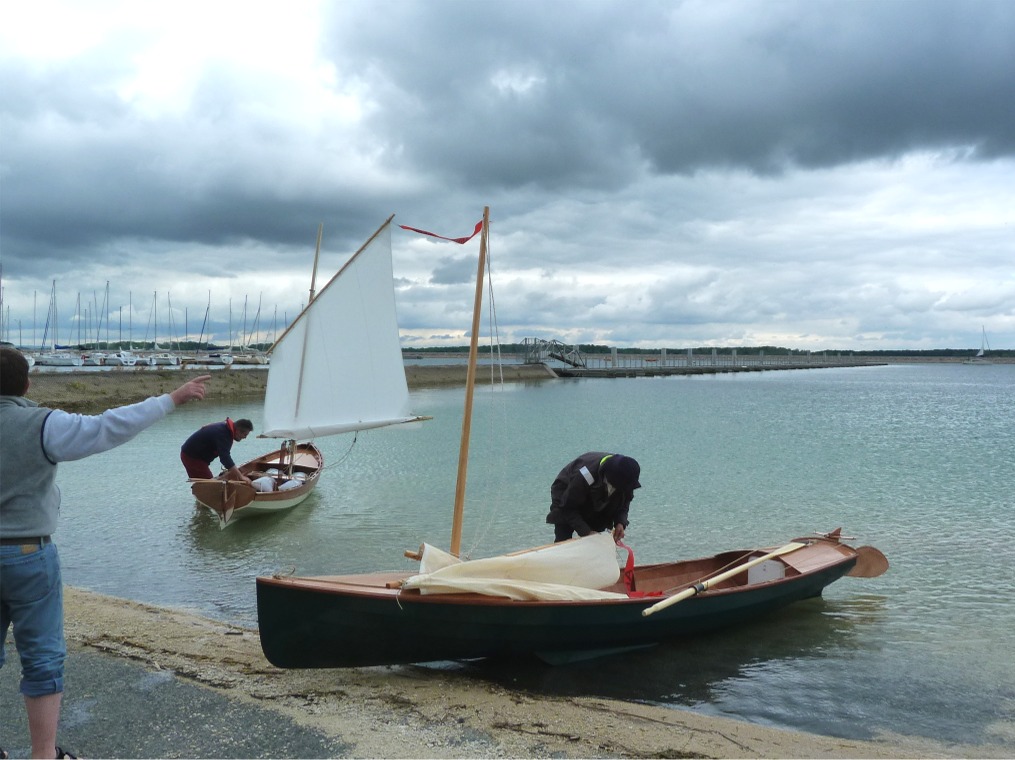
[179,417,254,483]
[0,346,210,759]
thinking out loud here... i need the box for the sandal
[56,747,78,759]
[1,747,9,759]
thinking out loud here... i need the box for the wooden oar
[642,541,807,618]
[846,545,889,577]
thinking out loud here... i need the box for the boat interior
[270,538,857,602]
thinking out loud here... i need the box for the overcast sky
[2,0,1013,352]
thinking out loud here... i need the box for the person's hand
[612,524,626,542]
[170,375,211,406]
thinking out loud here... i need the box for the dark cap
[602,454,641,490]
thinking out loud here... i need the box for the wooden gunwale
[260,538,858,607]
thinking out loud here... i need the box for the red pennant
[399,220,483,244]
[616,540,662,598]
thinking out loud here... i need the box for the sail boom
[260,415,428,441]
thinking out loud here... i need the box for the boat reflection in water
[447,593,878,698]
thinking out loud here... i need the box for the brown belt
[0,535,52,546]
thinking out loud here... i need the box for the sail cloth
[402,533,628,601]
[261,220,417,440]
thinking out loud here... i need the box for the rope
[320,431,359,471]
[463,229,511,559]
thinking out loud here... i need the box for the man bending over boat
[0,347,211,760]
[180,417,254,485]
[546,452,641,543]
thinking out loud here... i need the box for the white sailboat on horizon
[964,325,993,364]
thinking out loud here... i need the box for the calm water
[53,363,1014,748]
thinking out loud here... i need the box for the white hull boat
[105,351,139,367]
[35,352,84,367]
[191,442,324,526]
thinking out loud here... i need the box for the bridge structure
[521,338,587,368]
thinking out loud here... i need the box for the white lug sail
[261,219,417,439]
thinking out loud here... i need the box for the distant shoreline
[24,356,1011,413]
[25,364,558,412]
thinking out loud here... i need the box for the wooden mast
[450,206,489,556]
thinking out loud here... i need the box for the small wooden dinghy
[191,441,323,528]
[256,528,888,668]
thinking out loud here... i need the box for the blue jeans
[0,541,66,697]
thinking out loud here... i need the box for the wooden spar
[450,206,489,557]
[641,541,807,617]
[293,225,323,418]
[309,223,323,304]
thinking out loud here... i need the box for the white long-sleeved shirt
[42,394,176,462]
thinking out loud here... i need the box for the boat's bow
[190,479,257,528]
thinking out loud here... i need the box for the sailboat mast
[450,206,489,557]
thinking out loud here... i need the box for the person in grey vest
[0,347,210,760]
[545,452,641,543]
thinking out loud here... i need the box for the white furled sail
[261,217,418,439]
[402,533,627,601]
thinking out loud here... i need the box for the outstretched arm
[45,375,213,462]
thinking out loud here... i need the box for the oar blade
[847,546,889,578]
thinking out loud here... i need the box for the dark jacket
[545,451,637,537]
[181,420,237,469]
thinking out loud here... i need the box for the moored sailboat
[191,217,427,528]
[104,350,139,366]
[34,280,84,366]
[964,325,993,364]
[255,208,890,668]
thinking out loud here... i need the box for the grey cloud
[1,0,1012,351]
[322,0,1015,186]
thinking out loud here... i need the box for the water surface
[54,363,1015,748]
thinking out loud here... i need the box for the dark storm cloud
[322,0,1015,185]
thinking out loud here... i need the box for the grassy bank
[26,364,557,412]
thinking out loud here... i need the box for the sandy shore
[56,586,1005,759]
[26,364,557,412]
